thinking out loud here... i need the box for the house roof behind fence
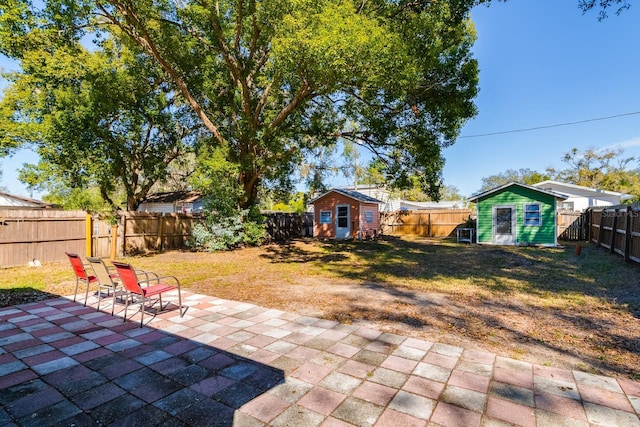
[532,180,634,200]
[0,191,53,208]
[141,191,202,204]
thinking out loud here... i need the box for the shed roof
[309,188,383,205]
[467,182,568,203]
[141,191,202,204]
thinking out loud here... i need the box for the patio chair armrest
[141,275,180,288]
[135,269,160,286]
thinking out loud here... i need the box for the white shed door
[335,205,350,239]
[493,205,516,245]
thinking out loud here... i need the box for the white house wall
[566,195,622,211]
[138,202,175,213]
[534,182,627,212]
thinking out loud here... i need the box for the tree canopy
[0,29,200,210]
[479,168,553,193]
[578,0,631,19]
[1,0,488,210]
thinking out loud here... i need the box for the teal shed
[468,182,568,246]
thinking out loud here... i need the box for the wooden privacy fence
[587,205,640,264]
[1,210,317,267]
[113,211,205,256]
[380,209,473,237]
[264,212,314,241]
[558,211,588,241]
[0,209,87,268]
[0,210,205,267]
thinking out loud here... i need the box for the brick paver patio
[1,290,640,426]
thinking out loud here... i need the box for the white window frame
[524,203,541,227]
[319,210,332,224]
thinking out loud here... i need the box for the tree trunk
[127,195,140,212]
[239,170,261,210]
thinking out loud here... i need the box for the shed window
[320,210,332,224]
[524,203,541,226]
[364,210,374,224]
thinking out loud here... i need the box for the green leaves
[272,0,406,91]
[0,31,198,211]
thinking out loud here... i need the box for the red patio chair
[111,261,184,327]
[65,252,98,306]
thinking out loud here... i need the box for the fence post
[110,225,118,260]
[585,209,591,242]
[85,212,92,257]
[596,209,603,247]
[625,206,632,262]
[610,208,618,254]
[158,213,165,251]
[120,212,127,257]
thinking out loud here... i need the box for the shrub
[189,210,266,252]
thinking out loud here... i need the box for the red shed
[310,189,382,239]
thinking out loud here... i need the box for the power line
[459,111,640,139]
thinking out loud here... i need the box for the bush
[189,210,266,252]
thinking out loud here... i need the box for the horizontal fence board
[585,205,640,265]
[0,209,87,267]
[380,209,473,238]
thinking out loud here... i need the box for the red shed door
[335,205,350,239]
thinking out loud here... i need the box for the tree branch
[253,75,275,124]
[96,1,226,145]
[269,81,314,129]
[198,0,254,121]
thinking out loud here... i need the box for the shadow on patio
[0,292,284,426]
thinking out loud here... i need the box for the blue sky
[1,0,640,199]
[442,0,640,197]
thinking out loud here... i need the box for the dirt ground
[4,237,640,380]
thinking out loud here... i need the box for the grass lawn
[1,236,639,379]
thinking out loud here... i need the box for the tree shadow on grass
[260,236,640,378]
[0,296,285,426]
[261,240,348,263]
[321,282,640,378]
[263,236,640,310]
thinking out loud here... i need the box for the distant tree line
[478,147,640,201]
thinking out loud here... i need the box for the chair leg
[123,292,129,323]
[178,290,183,318]
[84,279,90,307]
[73,278,80,302]
[111,287,117,316]
[96,285,103,312]
[140,296,144,328]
